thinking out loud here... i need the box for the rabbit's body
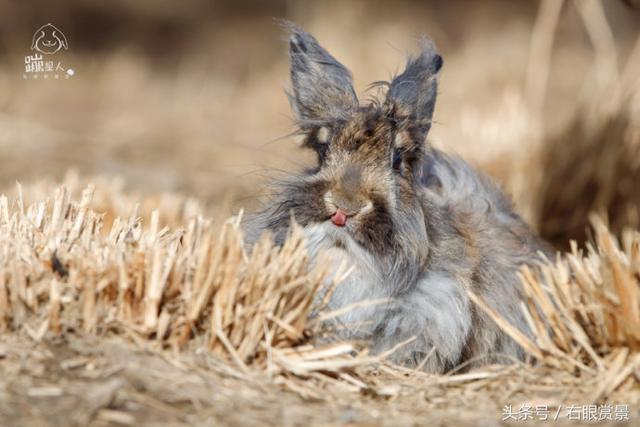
[247,23,550,372]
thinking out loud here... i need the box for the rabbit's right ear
[386,38,442,143]
[285,22,358,124]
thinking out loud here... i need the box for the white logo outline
[31,23,68,55]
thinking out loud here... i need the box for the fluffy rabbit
[246,23,551,373]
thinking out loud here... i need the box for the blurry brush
[538,101,640,248]
[537,0,640,248]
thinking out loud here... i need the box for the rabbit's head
[262,24,443,285]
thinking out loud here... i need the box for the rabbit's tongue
[330,210,347,227]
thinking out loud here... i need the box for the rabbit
[245,22,552,373]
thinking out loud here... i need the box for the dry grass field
[0,0,639,425]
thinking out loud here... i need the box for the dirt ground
[2,332,636,427]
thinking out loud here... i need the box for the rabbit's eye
[304,126,331,165]
[391,150,402,171]
[316,127,330,144]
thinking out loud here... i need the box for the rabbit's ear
[387,38,442,142]
[285,22,358,124]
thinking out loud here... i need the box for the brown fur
[246,23,551,372]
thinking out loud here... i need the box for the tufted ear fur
[387,38,442,143]
[285,22,358,125]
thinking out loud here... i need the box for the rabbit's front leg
[373,272,472,373]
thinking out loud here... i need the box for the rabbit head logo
[31,23,68,55]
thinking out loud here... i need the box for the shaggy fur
[246,22,551,372]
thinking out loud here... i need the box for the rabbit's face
[280,24,442,258]
[296,106,426,254]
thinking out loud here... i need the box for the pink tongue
[331,210,347,227]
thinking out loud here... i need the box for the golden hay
[0,177,638,426]
[0,177,345,374]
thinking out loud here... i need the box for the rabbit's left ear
[54,30,68,50]
[285,22,358,124]
[387,38,442,143]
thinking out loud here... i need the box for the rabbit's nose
[330,209,347,227]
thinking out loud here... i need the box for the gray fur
[387,37,442,139]
[285,22,358,124]
[245,25,551,373]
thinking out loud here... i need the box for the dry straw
[0,178,377,380]
[470,216,640,401]
[0,177,638,408]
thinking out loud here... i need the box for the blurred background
[0,0,638,248]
